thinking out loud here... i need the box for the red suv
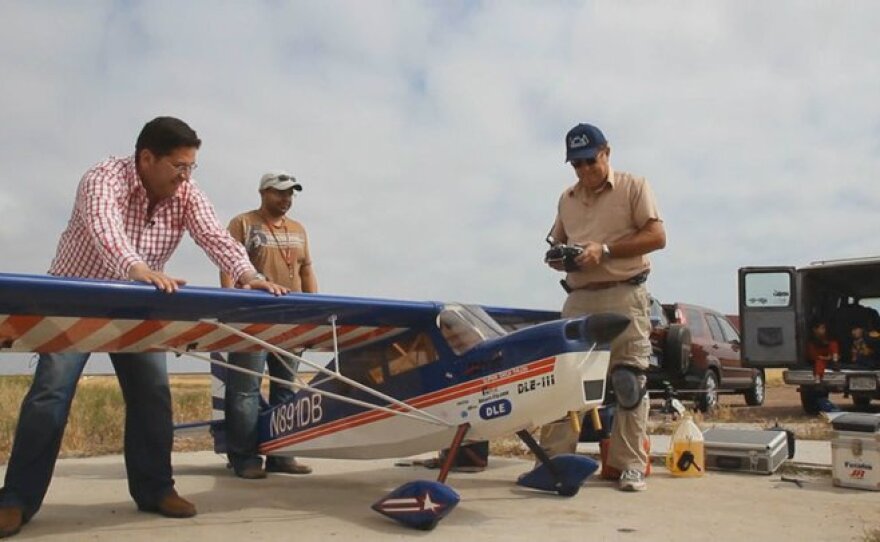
[648,298,765,411]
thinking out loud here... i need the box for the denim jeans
[0,352,174,520]
[225,351,297,466]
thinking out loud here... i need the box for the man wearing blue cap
[540,123,666,492]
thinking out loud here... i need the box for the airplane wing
[0,273,558,354]
[0,273,440,354]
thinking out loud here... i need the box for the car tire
[663,324,691,377]
[744,369,766,406]
[695,370,718,412]
[799,386,821,415]
[852,395,872,411]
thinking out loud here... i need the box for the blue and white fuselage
[257,314,614,459]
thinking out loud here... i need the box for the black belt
[560,271,649,294]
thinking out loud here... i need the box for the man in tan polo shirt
[220,170,318,479]
[540,123,666,492]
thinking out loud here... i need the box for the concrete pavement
[2,445,877,542]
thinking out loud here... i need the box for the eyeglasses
[570,157,598,168]
[274,174,295,181]
[169,162,198,175]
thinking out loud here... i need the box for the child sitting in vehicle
[806,320,838,382]
[850,325,880,370]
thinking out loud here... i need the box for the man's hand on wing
[128,262,187,293]
[239,271,289,296]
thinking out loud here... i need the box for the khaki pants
[538,283,651,472]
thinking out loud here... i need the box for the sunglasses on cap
[570,157,598,168]
[273,174,295,181]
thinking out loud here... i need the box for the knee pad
[610,366,647,410]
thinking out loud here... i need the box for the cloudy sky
[1,0,878,322]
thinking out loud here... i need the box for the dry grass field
[0,375,214,464]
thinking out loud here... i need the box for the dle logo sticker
[479,399,511,420]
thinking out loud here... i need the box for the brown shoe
[234,463,267,479]
[0,506,23,538]
[140,490,197,518]
[266,457,312,475]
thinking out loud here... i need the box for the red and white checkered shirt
[49,155,255,282]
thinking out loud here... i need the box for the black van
[738,258,880,413]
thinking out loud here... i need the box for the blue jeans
[225,352,297,466]
[0,352,174,520]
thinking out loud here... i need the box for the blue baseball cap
[565,123,607,162]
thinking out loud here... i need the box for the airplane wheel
[556,484,580,497]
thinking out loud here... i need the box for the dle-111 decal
[516,374,556,394]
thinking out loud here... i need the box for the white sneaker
[619,469,647,492]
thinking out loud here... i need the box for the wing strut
[329,314,341,375]
[175,349,450,426]
[200,319,453,427]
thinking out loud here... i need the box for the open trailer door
[738,266,800,368]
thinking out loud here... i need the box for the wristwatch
[601,244,611,259]
[250,272,267,282]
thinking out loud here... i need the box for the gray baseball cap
[259,171,302,192]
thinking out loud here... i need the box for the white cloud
[1,0,878,327]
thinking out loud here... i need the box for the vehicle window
[437,304,505,355]
[744,271,792,307]
[387,332,438,376]
[715,315,740,343]
[438,311,484,355]
[338,343,387,386]
[705,314,725,342]
[859,298,880,322]
[338,331,440,384]
[682,307,707,338]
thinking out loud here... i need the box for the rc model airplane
[0,272,628,530]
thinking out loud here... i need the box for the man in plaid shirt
[0,117,287,538]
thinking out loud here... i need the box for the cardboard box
[702,428,788,475]
[831,413,880,491]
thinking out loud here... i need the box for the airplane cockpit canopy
[437,303,506,355]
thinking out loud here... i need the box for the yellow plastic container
[666,413,705,477]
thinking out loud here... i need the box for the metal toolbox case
[702,428,789,475]
[831,413,880,491]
